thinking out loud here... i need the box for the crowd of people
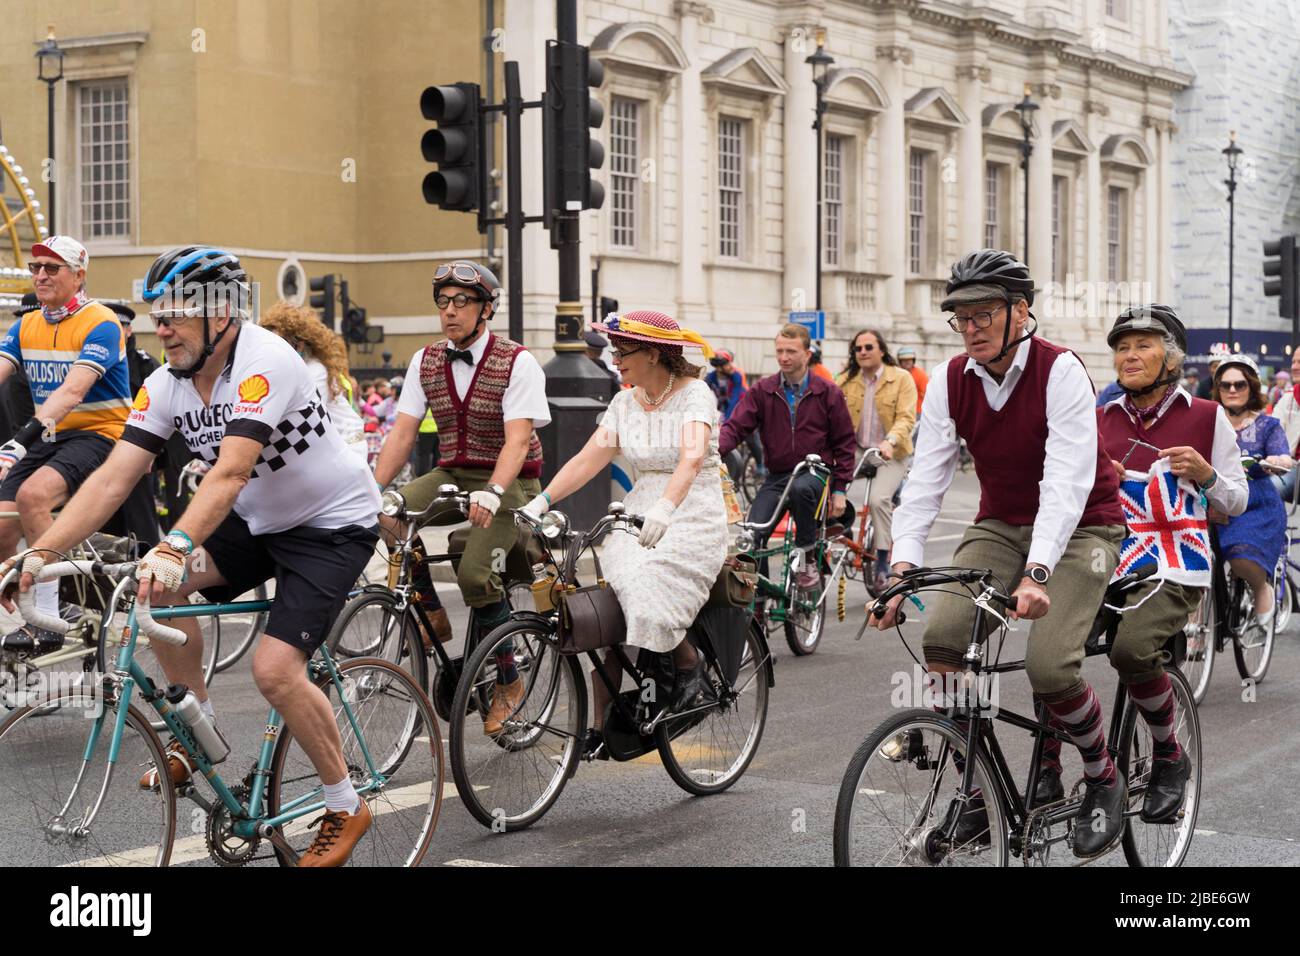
[0,230,1293,865]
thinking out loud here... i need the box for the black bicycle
[447,502,774,832]
[834,564,1201,867]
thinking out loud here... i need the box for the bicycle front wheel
[449,620,585,832]
[655,621,770,795]
[0,691,176,866]
[1177,587,1215,704]
[213,584,270,673]
[1120,667,1201,867]
[268,658,443,867]
[784,556,828,657]
[1233,563,1280,683]
[834,709,1009,867]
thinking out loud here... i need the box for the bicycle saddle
[446,525,546,586]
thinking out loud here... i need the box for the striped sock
[1127,674,1182,762]
[1043,683,1116,787]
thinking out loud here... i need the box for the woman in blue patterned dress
[1213,355,1294,626]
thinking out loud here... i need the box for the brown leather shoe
[482,677,525,736]
[297,799,373,867]
[139,739,196,790]
[418,606,453,652]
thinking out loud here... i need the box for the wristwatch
[1026,564,1051,586]
[486,483,506,498]
[163,531,194,556]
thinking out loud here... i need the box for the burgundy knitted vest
[420,334,544,478]
[946,336,1124,527]
[1098,394,1218,474]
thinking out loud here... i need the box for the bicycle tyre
[267,657,443,867]
[1178,587,1215,705]
[0,690,176,866]
[1232,573,1276,684]
[833,709,1009,867]
[448,618,585,832]
[213,583,271,673]
[1119,667,1201,867]
[656,621,770,796]
[325,590,429,691]
[784,554,827,656]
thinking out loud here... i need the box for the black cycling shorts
[0,430,114,503]
[197,512,378,655]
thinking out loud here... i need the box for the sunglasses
[1218,380,1250,392]
[150,307,205,328]
[434,293,483,309]
[28,261,70,276]
[854,344,876,353]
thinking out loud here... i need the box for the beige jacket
[836,363,918,459]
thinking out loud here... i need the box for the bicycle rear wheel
[834,709,1009,867]
[1177,587,1215,704]
[326,591,428,690]
[655,622,770,795]
[0,690,176,866]
[213,584,270,673]
[449,620,585,832]
[1120,667,1201,867]
[268,658,442,867]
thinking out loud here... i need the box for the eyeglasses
[612,347,644,361]
[150,307,205,329]
[947,308,1003,333]
[1218,380,1250,392]
[434,262,482,284]
[28,261,69,276]
[435,293,483,309]
[854,344,876,353]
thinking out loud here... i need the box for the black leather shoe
[582,728,609,761]
[1031,768,1064,808]
[1141,752,1191,823]
[938,794,990,848]
[1073,772,1126,858]
[670,654,707,712]
[0,625,63,657]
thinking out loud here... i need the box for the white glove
[0,439,27,471]
[522,494,550,518]
[137,543,188,594]
[469,489,501,517]
[638,498,676,549]
[1,550,44,584]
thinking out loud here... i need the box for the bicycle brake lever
[973,587,1015,630]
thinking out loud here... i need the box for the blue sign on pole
[788,310,825,341]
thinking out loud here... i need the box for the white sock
[322,777,360,815]
[35,580,58,618]
[199,698,215,721]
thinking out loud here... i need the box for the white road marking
[444,858,515,867]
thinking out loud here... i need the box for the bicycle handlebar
[737,456,832,536]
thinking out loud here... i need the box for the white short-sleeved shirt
[395,332,551,426]
[122,323,380,535]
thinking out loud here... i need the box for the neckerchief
[1122,385,1179,439]
[41,290,90,323]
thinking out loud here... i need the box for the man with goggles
[374,260,550,736]
[0,236,131,656]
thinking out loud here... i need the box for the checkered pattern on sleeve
[251,401,329,478]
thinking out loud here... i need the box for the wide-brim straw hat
[591,309,714,359]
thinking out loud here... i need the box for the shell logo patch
[132,387,149,412]
[237,375,270,403]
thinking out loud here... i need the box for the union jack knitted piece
[1113,459,1211,587]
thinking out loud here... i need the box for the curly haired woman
[261,302,366,459]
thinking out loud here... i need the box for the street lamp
[1223,130,1243,348]
[34,25,65,235]
[806,31,834,315]
[1014,84,1038,266]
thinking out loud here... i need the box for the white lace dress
[598,378,729,652]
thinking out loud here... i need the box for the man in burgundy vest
[873,249,1130,859]
[374,261,549,735]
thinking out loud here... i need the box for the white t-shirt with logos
[122,323,380,535]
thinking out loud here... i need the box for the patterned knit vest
[419,334,544,478]
[946,336,1125,528]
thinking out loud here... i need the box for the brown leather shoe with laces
[139,739,196,790]
[297,799,373,867]
[418,606,453,652]
[482,677,525,736]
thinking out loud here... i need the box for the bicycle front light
[540,510,569,541]
[380,490,406,518]
[734,529,754,552]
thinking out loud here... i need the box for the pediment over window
[905,87,968,129]
[1052,119,1094,155]
[1101,133,1153,169]
[823,67,889,115]
[701,48,787,98]
[590,22,689,77]
[982,102,1037,140]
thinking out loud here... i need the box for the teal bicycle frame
[745,464,834,625]
[95,598,386,842]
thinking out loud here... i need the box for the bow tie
[447,348,475,365]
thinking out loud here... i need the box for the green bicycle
[0,559,442,867]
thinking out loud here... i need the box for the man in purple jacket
[720,323,857,589]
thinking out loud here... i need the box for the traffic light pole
[504,62,525,344]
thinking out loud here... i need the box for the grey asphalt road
[5,468,1298,867]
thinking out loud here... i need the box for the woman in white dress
[523,310,729,757]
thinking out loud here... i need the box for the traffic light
[309,274,336,330]
[545,41,605,214]
[1263,235,1299,320]
[421,82,483,212]
[342,306,367,345]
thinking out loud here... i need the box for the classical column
[676,2,711,325]
[1028,83,1056,293]
[782,23,818,315]
[1158,120,1174,302]
[1144,118,1161,302]
[957,65,988,255]
[876,44,911,317]
[1084,99,1106,299]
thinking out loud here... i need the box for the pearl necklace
[641,373,677,407]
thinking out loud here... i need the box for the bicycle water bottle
[166,685,230,764]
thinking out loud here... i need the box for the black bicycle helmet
[1106,304,1187,353]
[432,260,501,307]
[143,245,250,379]
[942,249,1037,366]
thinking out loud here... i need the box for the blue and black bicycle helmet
[143,246,250,378]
